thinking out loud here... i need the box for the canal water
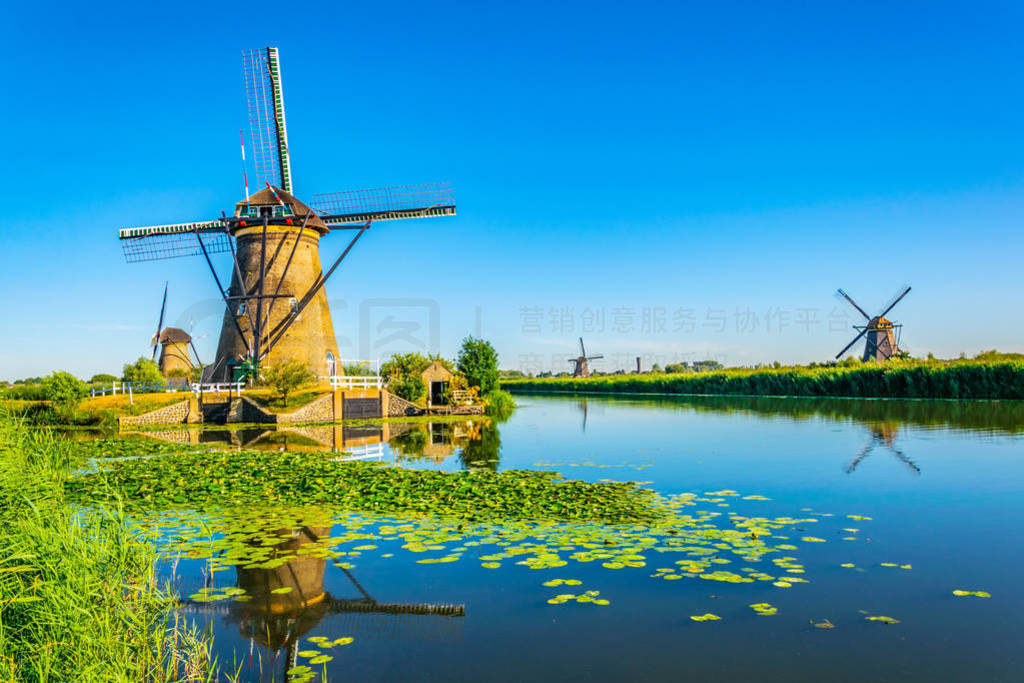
[135,394,1024,681]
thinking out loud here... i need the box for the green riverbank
[503,359,1024,400]
[0,416,215,682]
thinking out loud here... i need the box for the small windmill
[835,286,912,362]
[118,47,456,384]
[149,284,204,381]
[569,337,603,377]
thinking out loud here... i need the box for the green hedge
[503,361,1024,400]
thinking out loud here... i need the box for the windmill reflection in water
[175,524,464,680]
[846,421,921,475]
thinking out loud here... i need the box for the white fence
[190,382,246,396]
[89,382,188,397]
[329,375,384,390]
[326,358,383,391]
[335,443,385,461]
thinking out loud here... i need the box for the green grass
[503,359,1024,399]
[244,386,331,413]
[0,415,216,681]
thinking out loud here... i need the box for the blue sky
[2,1,1022,379]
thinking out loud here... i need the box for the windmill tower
[835,286,911,362]
[118,47,456,383]
[569,338,603,377]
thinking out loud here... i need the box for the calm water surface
[142,395,1024,681]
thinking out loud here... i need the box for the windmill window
[289,297,298,314]
[236,302,246,316]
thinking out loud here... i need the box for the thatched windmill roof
[159,327,191,344]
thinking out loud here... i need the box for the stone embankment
[117,388,478,427]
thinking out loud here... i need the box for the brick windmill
[118,47,456,383]
[835,286,911,361]
[569,337,603,377]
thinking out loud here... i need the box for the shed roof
[421,360,454,382]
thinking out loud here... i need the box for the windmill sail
[243,47,292,193]
[118,220,232,263]
[310,183,456,227]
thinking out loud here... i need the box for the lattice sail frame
[243,47,292,193]
[119,221,232,263]
[311,182,456,226]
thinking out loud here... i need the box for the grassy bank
[503,360,1024,400]
[0,416,213,681]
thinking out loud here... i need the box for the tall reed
[0,415,214,681]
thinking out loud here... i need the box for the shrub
[88,373,118,384]
[457,336,499,394]
[483,389,516,420]
[391,374,426,403]
[122,357,164,385]
[43,371,87,421]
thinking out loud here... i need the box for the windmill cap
[160,327,191,344]
[234,186,327,233]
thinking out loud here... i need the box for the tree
[390,374,426,403]
[380,352,431,383]
[43,371,87,421]
[692,359,724,373]
[123,357,164,385]
[261,359,314,406]
[457,336,499,394]
[664,363,690,374]
[88,373,118,384]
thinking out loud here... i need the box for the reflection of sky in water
[152,395,1024,681]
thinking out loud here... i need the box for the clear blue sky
[2,0,1022,380]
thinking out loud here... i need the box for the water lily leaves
[749,603,778,615]
[690,613,721,622]
[952,589,991,598]
[866,615,900,624]
[840,563,855,568]
[297,650,321,657]
[847,515,872,521]
[287,666,312,675]
[309,655,333,665]
[270,587,293,594]
[542,579,564,587]
[333,637,355,645]
[801,537,826,543]
[481,562,501,569]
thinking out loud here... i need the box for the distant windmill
[569,338,603,377]
[835,286,912,362]
[149,284,203,380]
